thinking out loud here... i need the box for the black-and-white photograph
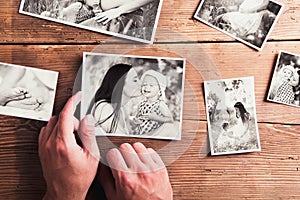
[267,51,300,107]
[19,0,163,43]
[81,52,185,140]
[194,0,283,51]
[204,77,261,155]
[0,62,58,121]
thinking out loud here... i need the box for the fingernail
[86,114,95,125]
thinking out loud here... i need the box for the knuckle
[58,111,68,122]
[120,174,135,192]
[55,139,68,156]
[45,141,52,151]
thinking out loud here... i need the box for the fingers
[39,116,58,152]
[57,92,82,139]
[95,13,112,25]
[119,143,144,169]
[107,143,164,173]
[147,148,165,168]
[106,148,128,173]
[79,115,100,160]
[133,142,155,166]
[96,16,110,24]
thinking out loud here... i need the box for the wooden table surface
[1,0,300,199]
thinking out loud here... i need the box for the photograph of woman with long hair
[81,53,185,140]
[204,77,260,155]
[89,64,140,134]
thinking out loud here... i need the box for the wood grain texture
[1,44,299,124]
[1,1,300,199]
[1,0,300,43]
[1,120,300,199]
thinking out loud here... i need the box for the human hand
[132,116,144,124]
[99,142,173,200]
[39,92,100,200]
[95,8,122,25]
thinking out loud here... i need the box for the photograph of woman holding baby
[204,77,261,155]
[81,53,185,140]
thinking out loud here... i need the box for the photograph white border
[204,76,261,156]
[0,62,58,121]
[19,0,164,44]
[81,52,186,140]
[193,0,284,51]
[267,50,300,108]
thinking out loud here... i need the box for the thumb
[79,115,100,160]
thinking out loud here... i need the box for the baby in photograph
[272,65,299,105]
[0,67,54,112]
[216,102,252,149]
[132,70,173,135]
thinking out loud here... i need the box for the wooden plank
[169,122,300,200]
[1,120,300,199]
[0,43,299,123]
[1,0,300,43]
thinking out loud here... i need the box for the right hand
[99,142,173,200]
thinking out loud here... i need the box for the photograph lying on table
[194,0,284,51]
[204,76,261,156]
[19,0,163,44]
[0,62,58,121]
[267,51,300,108]
[81,52,186,140]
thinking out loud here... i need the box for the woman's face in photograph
[235,107,241,118]
[123,68,140,97]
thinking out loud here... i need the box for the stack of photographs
[204,77,261,155]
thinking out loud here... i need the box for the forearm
[116,0,154,15]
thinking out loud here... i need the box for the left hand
[95,8,122,25]
[39,92,100,200]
